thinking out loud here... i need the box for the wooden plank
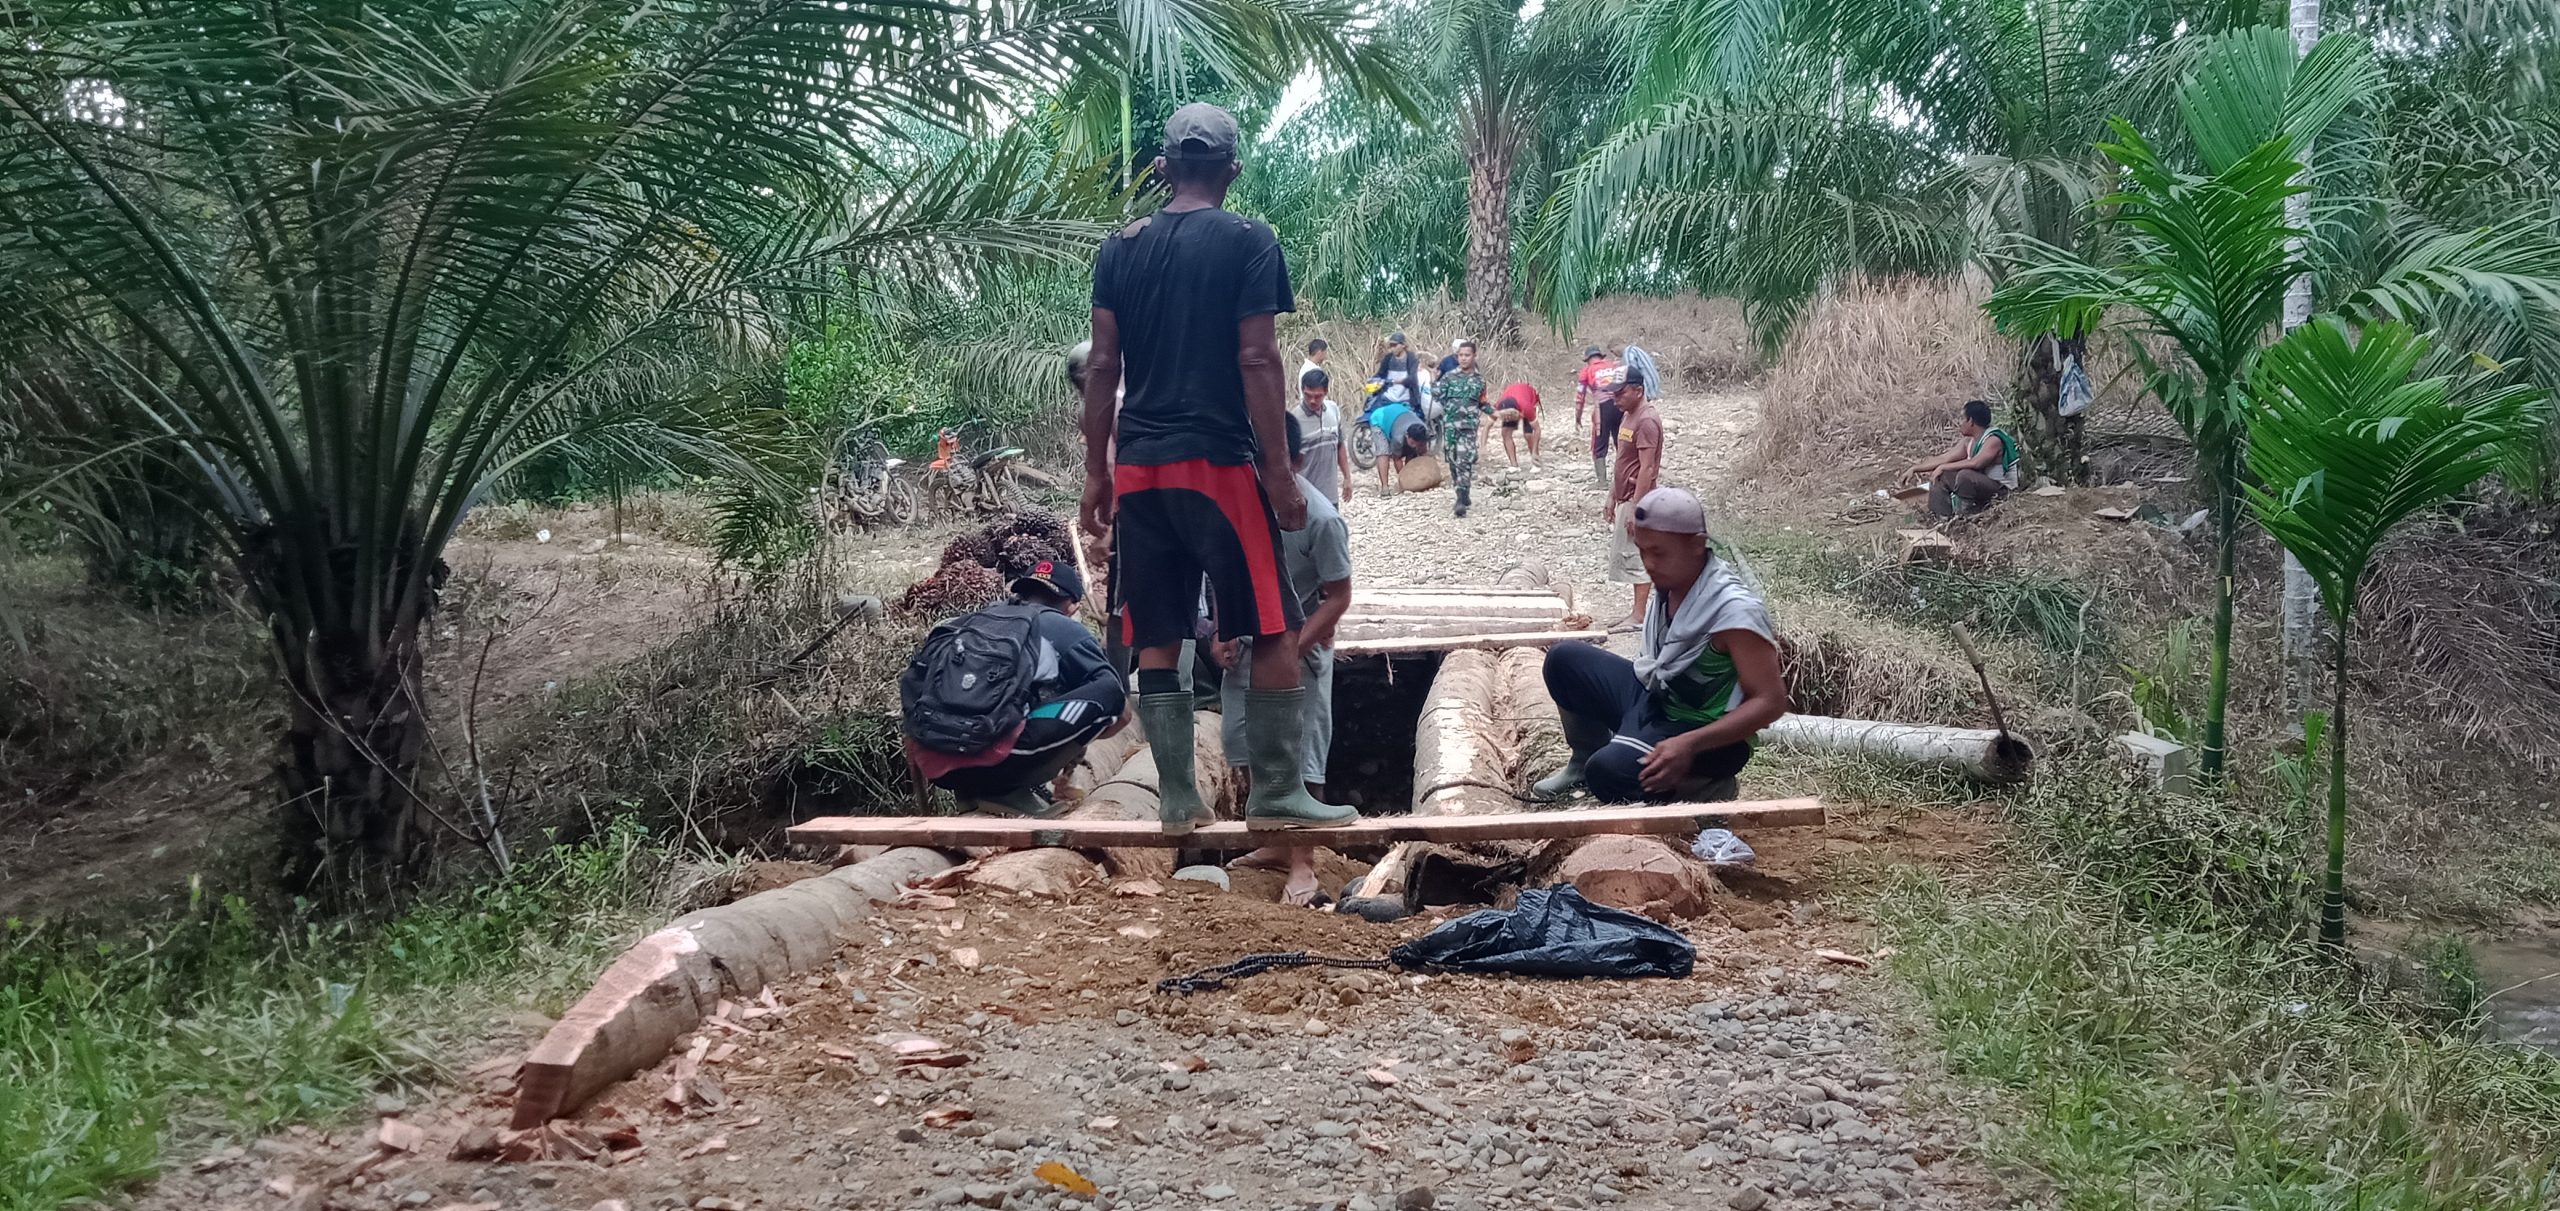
[1350,593,1567,621]
[787,798,1824,850]
[1368,585,1561,597]
[1335,629,1606,656]
[1336,616,1569,641]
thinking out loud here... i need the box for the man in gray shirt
[1296,368,1351,504]
[1218,412,1355,904]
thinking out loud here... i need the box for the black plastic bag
[1388,886,1694,979]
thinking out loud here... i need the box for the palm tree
[0,0,1396,895]
[1987,26,2560,779]
[1532,0,2245,422]
[1268,0,1612,331]
[2244,317,2547,948]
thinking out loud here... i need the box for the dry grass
[2360,508,2560,772]
[1749,277,2011,484]
[1764,587,2032,728]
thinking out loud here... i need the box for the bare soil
[144,822,2009,1211]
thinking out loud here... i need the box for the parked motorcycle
[920,428,1025,517]
[813,430,919,532]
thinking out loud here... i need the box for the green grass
[0,820,676,1211]
[1877,871,2560,1210]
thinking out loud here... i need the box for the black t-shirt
[1092,206,1295,467]
[1032,607,1112,695]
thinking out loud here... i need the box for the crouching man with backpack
[902,561,1126,817]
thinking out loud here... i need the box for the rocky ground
[1338,391,1760,623]
[150,869,2002,1211]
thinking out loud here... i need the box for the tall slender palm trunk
[1462,122,1518,346]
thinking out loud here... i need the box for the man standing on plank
[1602,368,1661,631]
[1533,487,1788,804]
[1220,413,1356,905]
[1079,102,1356,837]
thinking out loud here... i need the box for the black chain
[1154,951,1395,994]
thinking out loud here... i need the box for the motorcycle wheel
[887,479,920,526]
[1349,422,1382,471]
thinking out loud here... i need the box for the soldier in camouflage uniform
[1433,341,1491,517]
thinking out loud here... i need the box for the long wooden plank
[787,798,1824,850]
[1337,616,1570,641]
[1335,628,1606,656]
[1351,594,1567,621]
[1369,585,1561,597]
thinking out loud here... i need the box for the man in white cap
[1532,487,1790,803]
[1079,101,1356,836]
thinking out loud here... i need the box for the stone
[1172,865,1231,891]
[1115,1009,1140,1027]
[1520,1156,1552,1179]
[1313,1121,1355,1139]
[1396,1187,1437,1211]
[930,1189,970,1208]
[898,1127,926,1144]
[987,1129,1029,1152]
[1201,1185,1237,1201]
[962,1185,1009,1208]
[1727,1186,1769,1211]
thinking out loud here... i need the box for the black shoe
[1454,502,1470,518]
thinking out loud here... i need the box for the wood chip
[2031,484,2066,496]
[883,1036,949,1055]
[899,1050,971,1068]
[1116,924,1161,940]
[706,1043,739,1064]
[678,1135,728,1160]
[426,1204,500,1211]
[920,1107,973,1128]
[375,1118,426,1154]
[902,892,961,910]
[1364,1068,1400,1086]
[950,947,982,970]
[1814,947,1873,968]
[818,1044,862,1061]
[1035,1160,1101,1196]
[1086,1116,1120,1132]
[2092,506,2136,521]
[266,1175,299,1197]
[1111,879,1165,897]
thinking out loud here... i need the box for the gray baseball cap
[1631,486,1708,536]
[1162,102,1240,161]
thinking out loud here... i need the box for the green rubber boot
[1243,688,1357,830]
[1529,710,1615,801]
[1139,692,1208,835]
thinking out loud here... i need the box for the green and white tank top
[1975,427,2019,489]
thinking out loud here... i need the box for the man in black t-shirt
[1081,102,1357,837]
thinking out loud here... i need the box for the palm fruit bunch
[990,505,1072,553]
[938,529,999,569]
[898,560,1002,616]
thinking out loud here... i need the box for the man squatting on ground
[1217,412,1355,904]
[1909,399,2018,517]
[919,562,1127,814]
[1078,102,1356,835]
[1534,487,1790,804]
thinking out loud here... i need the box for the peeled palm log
[1761,713,2033,783]
[1351,591,1568,620]
[1345,647,1540,921]
[1532,834,1716,920]
[512,847,950,1126]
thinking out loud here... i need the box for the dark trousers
[1542,641,1751,803]
[1929,470,2008,517]
[934,674,1125,798]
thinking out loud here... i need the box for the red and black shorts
[1111,459,1299,650]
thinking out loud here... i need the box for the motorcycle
[1347,377,1388,471]
[813,430,920,532]
[920,427,1025,517]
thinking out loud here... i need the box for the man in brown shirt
[1602,369,1662,631]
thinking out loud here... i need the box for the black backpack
[900,602,1047,755]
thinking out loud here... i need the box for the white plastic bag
[1691,828,1755,867]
